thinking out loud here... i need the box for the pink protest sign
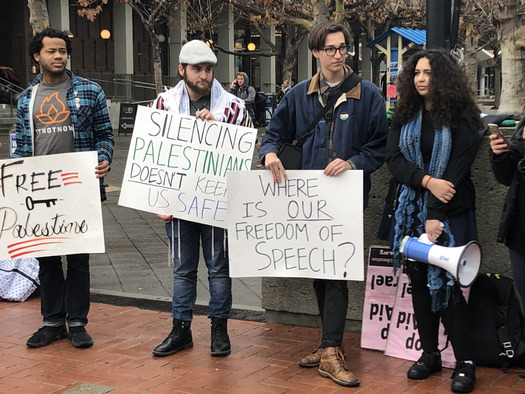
[362,245,469,369]
[384,266,466,369]
[361,246,398,350]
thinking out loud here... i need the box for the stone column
[297,36,313,84]
[48,0,69,31]
[113,1,134,100]
[216,7,234,88]
[169,6,186,78]
[260,26,276,95]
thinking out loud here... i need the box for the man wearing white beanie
[151,40,253,358]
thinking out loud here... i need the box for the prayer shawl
[152,78,246,267]
[153,79,247,123]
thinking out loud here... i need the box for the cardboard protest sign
[360,245,467,369]
[0,151,104,259]
[118,105,257,229]
[227,170,364,280]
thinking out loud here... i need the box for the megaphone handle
[418,234,433,244]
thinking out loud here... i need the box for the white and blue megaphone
[400,234,481,287]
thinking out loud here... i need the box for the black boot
[152,319,193,357]
[210,317,231,356]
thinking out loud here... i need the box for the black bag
[468,273,525,370]
[254,91,268,127]
[277,143,303,170]
[377,177,402,241]
[276,73,362,170]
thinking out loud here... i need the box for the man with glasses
[259,21,387,387]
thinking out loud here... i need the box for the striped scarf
[392,109,457,312]
[153,79,248,124]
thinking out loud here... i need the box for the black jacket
[490,117,525,253]
[386,112,481,221]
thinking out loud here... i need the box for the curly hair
[29,28,72,62]
[394,48,482,131]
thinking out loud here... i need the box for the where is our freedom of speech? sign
[118,106,257,229]
[227,170,364,280]
[0,151,105,260]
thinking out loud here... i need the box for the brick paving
[1,107,524,392]
[2,297,525,393]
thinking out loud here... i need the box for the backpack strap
[493,275,525,372]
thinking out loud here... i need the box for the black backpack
[468,273,525,370]
[254,91,267,127]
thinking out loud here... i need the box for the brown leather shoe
[318,347,360,387]
[298,348,322,368]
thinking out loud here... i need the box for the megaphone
[400,234,481,287]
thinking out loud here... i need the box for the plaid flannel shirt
[14,70,114,201]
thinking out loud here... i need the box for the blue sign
[10,133,16,157]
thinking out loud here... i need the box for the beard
[183,75,212,97]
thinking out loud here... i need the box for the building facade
[0,0,317,103]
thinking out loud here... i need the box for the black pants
[37,254,90,327]
[313,279,348,348]
[407,260,473,361]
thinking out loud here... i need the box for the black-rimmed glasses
[320,44,348,57]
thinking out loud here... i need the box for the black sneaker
[407,351,442,379]
[26,325,68,348]
[451,361,476,393]
[69,326,94,348]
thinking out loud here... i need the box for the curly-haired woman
[383,49,483,393]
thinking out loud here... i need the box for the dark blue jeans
[166,219,232,321]
[37,254,90,327]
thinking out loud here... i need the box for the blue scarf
[392,109,457,312]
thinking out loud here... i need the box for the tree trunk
[27,0,49,34]
[493,55,501,109]
[151,38,163,96]
[463,30,479,97]
[370,48,383,88]
[282,36,298,84]
[279,24,308,86]
[496,4,525,114]
[126,1,168,96]
[365,19,382,87]
[312,0,329,25]
[335,0,345,23]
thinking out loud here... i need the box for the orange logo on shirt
[36,92,70,124]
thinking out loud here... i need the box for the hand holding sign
[0,151,104,259]
[118,106,257,228]
[227,170,364,280]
